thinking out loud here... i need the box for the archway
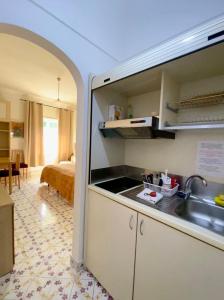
[0,23,85,266]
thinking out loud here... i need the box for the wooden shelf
[0,121,10,160]
[0,157,10,164]
[0,123,10,131]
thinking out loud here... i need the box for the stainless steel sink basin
[120,185,224,236]
[175,197,224,236]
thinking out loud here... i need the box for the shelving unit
[159,42,224,130]
[157,40,224,130]
[0,121,12,194]
[0,121,10,159]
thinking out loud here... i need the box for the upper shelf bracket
[166,102,178,114]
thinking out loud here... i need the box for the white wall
[30,0,224,61]
[91,89,127,169]
[0,0,118,266]
[71,109,77,152]
[127,90,160,118]
[125,129,224,184]
[125,90,224,184]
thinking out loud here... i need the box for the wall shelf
[164,121,224,130]
[0,121,10,159]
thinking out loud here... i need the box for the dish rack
[144,182,179,197]
[178,91,224,109]
[166,91,224,113]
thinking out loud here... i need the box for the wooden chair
[0,153,21,189]
[11,150,29,179]
[20,162,28,178]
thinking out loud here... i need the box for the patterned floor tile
[24,277,74,300]
[0,180,112,300]
[0,274,31,300]
[93,281,113,300]
[70,278,94,300]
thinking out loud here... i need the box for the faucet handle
[177,189,191,200]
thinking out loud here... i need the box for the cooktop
[95,176,142,194]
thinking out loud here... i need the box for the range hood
[99,117,175,139]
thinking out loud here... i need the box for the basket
[143,182,179,197]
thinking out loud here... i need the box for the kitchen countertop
[88,184,224,252]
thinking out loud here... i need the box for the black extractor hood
[99,117,175,139]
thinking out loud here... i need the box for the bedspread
[40,163,75,204]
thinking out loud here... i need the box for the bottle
[171,177,177,189]
[162,169,171,189]
[154,173,160,186]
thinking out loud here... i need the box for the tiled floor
[0,181,112,300]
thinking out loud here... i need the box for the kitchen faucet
[183,175,207,200]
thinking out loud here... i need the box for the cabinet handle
[139,219,144,235]
[129,215,134,230]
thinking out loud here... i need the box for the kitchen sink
[120,186,224,236]
[175,197,224,236]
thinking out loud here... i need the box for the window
[43,118,58,164]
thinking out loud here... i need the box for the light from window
[43,118,58,164]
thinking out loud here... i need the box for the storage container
[143,182,179,197]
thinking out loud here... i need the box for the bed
[40,162,75,204]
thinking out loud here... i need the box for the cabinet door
[134,214,224,300]
[0,204,14,276]
[85,189,137,300]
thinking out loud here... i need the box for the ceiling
[0,33,77,104]
[33,0,224,61]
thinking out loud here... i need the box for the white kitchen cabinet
[85,189,137,300]
[159,43,224,130]
[134,214,224,300]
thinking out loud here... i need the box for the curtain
[58,108,72,161]
[24,101,44,167]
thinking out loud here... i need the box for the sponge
[214,195,224,207]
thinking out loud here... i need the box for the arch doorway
[0,24,106,300]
